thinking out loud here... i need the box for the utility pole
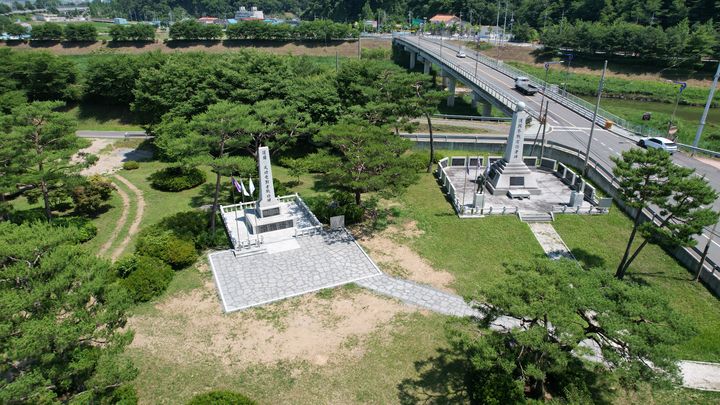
[502,1,508,46]
[583,60,608,175]
[540,101,550,160]
[696,220,719,281]
[692,62,720,149]
[495,0,501,59]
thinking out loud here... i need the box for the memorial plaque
[330,215,345,230]
[509,177,525,186]
[451,157,466,166]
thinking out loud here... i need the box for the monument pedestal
[244,208,295,235]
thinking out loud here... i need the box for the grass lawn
[554,208,720,363]
[63,102,145,131]
[398,172,545,296]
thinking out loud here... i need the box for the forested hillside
[88,0,718,29]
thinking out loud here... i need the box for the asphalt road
[401,35,720,270]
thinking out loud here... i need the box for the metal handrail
[400,34,669,139]
[395,35,538,119]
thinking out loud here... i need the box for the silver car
[638,137,678,155]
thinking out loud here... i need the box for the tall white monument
[486,102,540,195]
[257,146,281,218]
[245,146,295,234]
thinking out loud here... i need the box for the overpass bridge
[393,33,720,292]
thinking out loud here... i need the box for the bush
[186,391,256,405]
[305,191,365,225]
[155,211,228,250]
[123,161,140,170]
[149,166,205,191]
[120,255,174,302]
[71,175,115,215]
[100,384,138,405]
[135,229,198,269]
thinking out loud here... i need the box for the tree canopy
[0,221,136,403]
[420,260,694,403]
[612,148,718,279]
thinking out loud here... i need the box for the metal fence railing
[395,34,666,138]
[394,33,538,119]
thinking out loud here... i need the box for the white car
[637,137,678,154]
[456,51,467,58]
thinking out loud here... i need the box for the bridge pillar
[446,77,456,107]
[409,51,416,69]
[482,101,492,116]
[471,93,492,116]
[423,60,431,74]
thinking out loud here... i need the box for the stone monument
[245,146,295,234]
[485,102,540,196]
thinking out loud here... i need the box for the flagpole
[474,155,481,193]
[232,175,240,250]
[462,156,469,211]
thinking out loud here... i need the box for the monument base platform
[486,159,541,196]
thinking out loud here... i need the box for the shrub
[135,229,198,269]
[100,384,138,405]
[186,391,256,405]
[155,211,228,250]
[123,161,140,170]
[149,166,205,191]
[305,191,365,225]
[120,255,174,302]
[72,175,115,215]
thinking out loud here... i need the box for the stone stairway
[518,212,554,223]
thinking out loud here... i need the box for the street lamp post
[583,60,608,175]
[541,61,563,109]
[668,81,686,138]
[562,52,573,94]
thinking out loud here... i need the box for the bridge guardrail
[395,34,538,119]
[401,35,667,140]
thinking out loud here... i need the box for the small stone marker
[330,215,345,230]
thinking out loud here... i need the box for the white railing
[220,201,256,214]
[551,205,608,215]
[293,194,323,227]
[395,34,537,119]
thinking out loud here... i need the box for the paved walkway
[208,231,381,312]
[679,361,720,391]
[356,274,480,317]
[527,222,575,260]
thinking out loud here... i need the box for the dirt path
[111,174,145,261]
[97,180,131,258]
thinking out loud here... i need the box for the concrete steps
[518,212,554,223]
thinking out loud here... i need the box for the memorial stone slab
[540,158,557,171]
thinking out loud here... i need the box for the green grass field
[554,209,720,363]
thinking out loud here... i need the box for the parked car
[637,137,678,154]
[456,51,466,58]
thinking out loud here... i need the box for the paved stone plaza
[444,166,592,213]
[209,231,382,312]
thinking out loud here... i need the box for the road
[400,35,720,273]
